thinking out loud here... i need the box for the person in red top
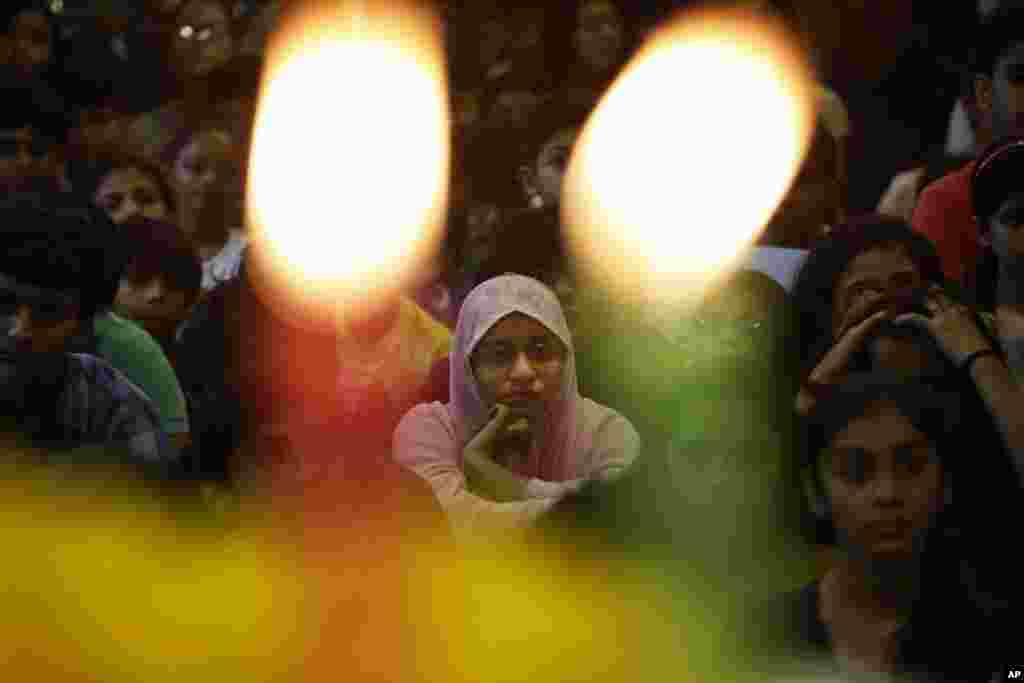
[913,4,1024,284]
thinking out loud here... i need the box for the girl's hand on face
[892,287,993,368]
[463,403,529,501]
[811,309,889,384]
[464,403,513,463]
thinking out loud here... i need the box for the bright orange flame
[247,0,449,327]
[563,7,816,315]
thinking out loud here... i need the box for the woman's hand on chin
[463,403,530,502]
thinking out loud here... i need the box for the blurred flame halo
[246,0,450,330]
[562,6,817,317]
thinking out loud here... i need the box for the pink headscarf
[450,274,582,482]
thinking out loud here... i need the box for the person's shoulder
[742,582,832,676]
[402,297,453,351]
[916,159,976,206]
[578,398,639,437]
[92,314,179,383]
[393,402,457,466]
[95,312,155,344]
[395,401,454,439]
[816,84,850,139]
[746,246,809,292]
[64,352,151,406]
[64,351,118,381]
[578,397,624,421]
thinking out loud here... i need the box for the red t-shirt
[911,160,979,284]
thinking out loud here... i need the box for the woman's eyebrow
[479,334,555,346]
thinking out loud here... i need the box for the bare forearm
[995,306,1024,381]
[969,355,1024,485]
[464,453,529,502]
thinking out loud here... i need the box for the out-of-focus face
[464,203,501,269]
[824,399,945,563]
[980,41,1024,141]
[990,192,1024,258]
[169,0,233,78]
[73,108,125,151]
[0,127,58,192]
[94,167,170,225]
[831,246,923,338]
[573,0,625,73]
[533,127,579,208]
[2,298,79,355]
[8,10,52,76]
[487,90,543,130]
[471,313,567,431]
[171,129,240,229]
[115,274,193,340]
[478,8,545,80]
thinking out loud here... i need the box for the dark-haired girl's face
[832,246,923,338]
[95,168,170,225]
[824,400,944,563]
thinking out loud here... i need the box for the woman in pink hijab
[393,274,640,533]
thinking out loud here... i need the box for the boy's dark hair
[0,191,127,321]
[119,218,203,303]
[791,214,945,369]
[67,152,178,217]
[972,4,1024,77]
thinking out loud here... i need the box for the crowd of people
[2,0,1024,680]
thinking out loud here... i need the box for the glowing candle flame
[563,7,816,315]
[247,0,449,327]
